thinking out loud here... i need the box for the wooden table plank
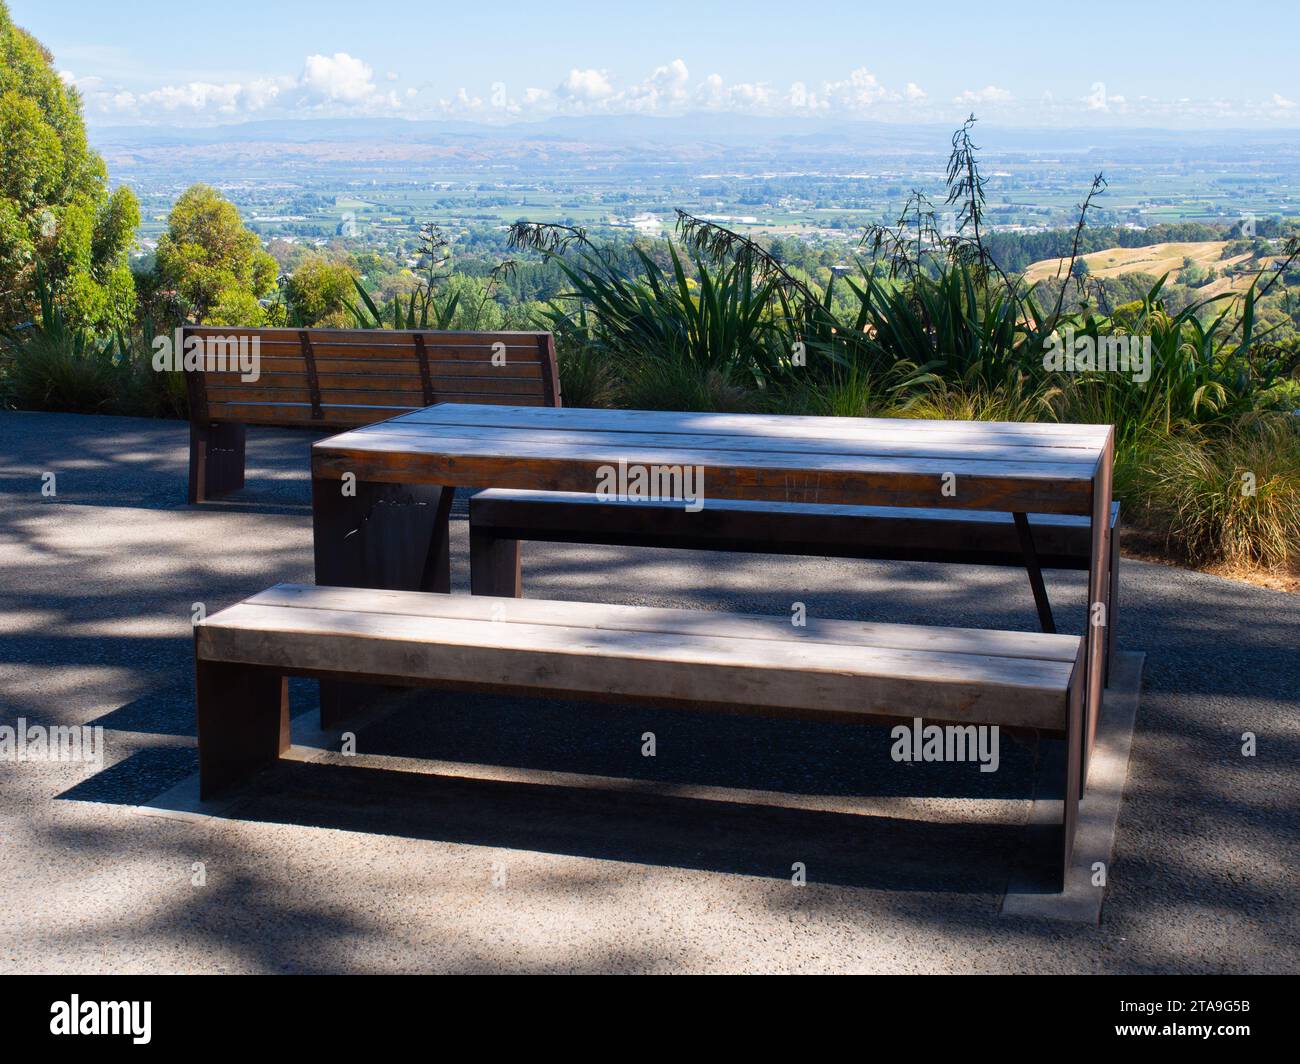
[313,429,1097,513]
[338,421,1105,466]
[392,403,1111,449]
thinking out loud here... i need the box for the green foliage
[154,184,277,324]
[509,223,803,392]
[0,0,139,333]
[1133,414,1300,568]
[1,268,122,411]
[285,253,356,327]
[531,303,618,408]
[346,225,472,330]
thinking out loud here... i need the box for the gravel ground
[0,410,1295,974]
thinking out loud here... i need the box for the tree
[285,253,357,327]
[154,184,277,324]
[0,0,139,331]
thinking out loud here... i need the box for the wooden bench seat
[469,490,1121,680]
[182,326,560,503]
[194,582,1085,886]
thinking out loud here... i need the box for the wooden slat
[205,366,544,390]
[312,428,1096,513]
[197,595,1074,730]
[185,326,551,347]
[205,385,428,406]
[215,396,548,427]
[207,403,421,428]
[239,345,547,367]
[395,403,1110,448]
[353,422,1103,466]
[245,583,1082,662]
[317,429,1097,481]
[204,378,547,403]
[472,488,1117,530]
[206,383,317,404]
[301,344,548,367]
[196,337,548,360]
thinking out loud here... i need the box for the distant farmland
[1022,240,1269,296]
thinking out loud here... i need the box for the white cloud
[822,67,890,110]
[558,68,614,102]
[693,73,776,112]
[243,76,294,111]
[954,85,1013,105]
[75,53,396,119]
[61,54,1300,128]
[139,82,245,113]
[622,58,691,111]
[300,53,381,105]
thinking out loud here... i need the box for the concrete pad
[138,658,1147,914]
[1001,650,1145,923]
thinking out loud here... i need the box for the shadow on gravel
[220,757,1038,894]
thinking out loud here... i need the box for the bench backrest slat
[182,326,560,428]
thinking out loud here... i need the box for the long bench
[469,491,1121,680]
[181,326,561,503]
[193,582,1085,887]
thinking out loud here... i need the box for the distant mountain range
[89,113,1300,153]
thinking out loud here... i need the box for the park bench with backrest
[181,325,560,503]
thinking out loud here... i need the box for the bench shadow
[213,758,1049,894]
[67,682,1063,895]
[349,688,1043,800]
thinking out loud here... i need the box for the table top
[312,403,1112,514]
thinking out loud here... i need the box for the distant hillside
[1022,240,1266,296]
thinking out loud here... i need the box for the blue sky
[13,0,1300,127]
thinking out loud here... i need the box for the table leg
[1081,434,1115,791]
[311,474,454,726]
[1012,512,1056,634]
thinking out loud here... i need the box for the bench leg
[312,476,455,726]
[470,528,522,597]
[196,660,288,799]
[1060,643,1086,889]
[1012,512,1056,634]
[1105,511,1120,687]
[188,421,246,504]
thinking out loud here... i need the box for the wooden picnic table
[310,402,1114,784]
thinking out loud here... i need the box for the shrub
[1,322,121,412]
[1135,414,1300,568]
